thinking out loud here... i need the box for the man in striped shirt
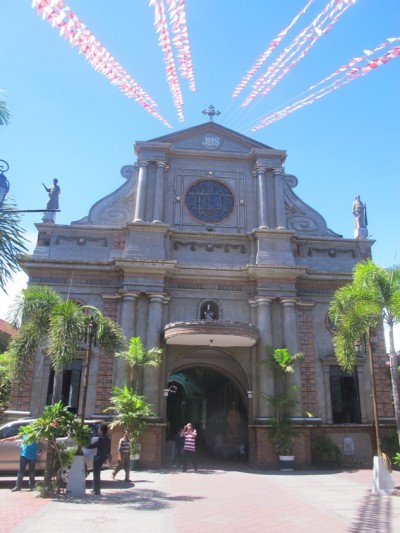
[180,423,197,472]
[111,429,133,483]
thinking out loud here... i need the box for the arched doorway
[166,365,248,462]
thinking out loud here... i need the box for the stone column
[143,293,167,416]
[281,298,302,415]
[114,292,139,387]
[255,166,269,229]
[255,297,274,418]
[133,160,148,222]
[273,168,286,229]
[153,161,167,223]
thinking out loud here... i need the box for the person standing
[88,423,111,496]
[111,429,133,483]
[181,423,197,472]
[0,432,39,491]
[173,427,185,468]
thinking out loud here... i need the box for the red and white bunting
[251,39,400,131]
[242,0,355,107]
[150,0,185,121]
[166,0,196,91]
[232,0,314,99]
[32,0,171,127]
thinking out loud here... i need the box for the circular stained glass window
[186,180,234,223]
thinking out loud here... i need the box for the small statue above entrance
[203,304,214,321]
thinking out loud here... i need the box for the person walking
[88,423,111,496]
[181,423,197,472]
[0,432,39,491]
[111,429,133,483]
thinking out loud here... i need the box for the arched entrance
[166,365,248,462]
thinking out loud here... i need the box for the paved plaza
[0,465,400,533]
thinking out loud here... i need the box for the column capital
[119,290,140,301]
[155,160,168,169]
[138,160,149,168]
[146,292,170,304]
[272,167,285,176]
[251,296,274,306]
[281,298,298,307]
[255,165,267,175]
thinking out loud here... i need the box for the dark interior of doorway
[167,366,248,463]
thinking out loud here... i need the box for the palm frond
[48,300,86,370]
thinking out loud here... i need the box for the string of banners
[238,0,356,108]
[31,0,172,127]
[150,0,196,122]
[251,37,400,131]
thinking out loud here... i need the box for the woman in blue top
[0,432,38,491]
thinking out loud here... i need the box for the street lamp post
[0,159,60,214]
[0,160,10,208]
[81,317,97,424]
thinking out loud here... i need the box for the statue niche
[201,302,218,321]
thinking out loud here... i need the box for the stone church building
[9,120,393,467]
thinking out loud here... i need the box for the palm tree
[262,346,303,458]
[0,90,10,125]
[0,202,28,293]
[115,336,162,393]
[6,285,126,419]
[353,261,400,446]
[329,260,400,452]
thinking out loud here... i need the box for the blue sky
[1,0,399,322]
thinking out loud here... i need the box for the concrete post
[114,292,139,387]
[281,298,302,415]
[255,166,269,229]
[153,161,167,223]
[255,297,274,418]
[273,168,287,229]
[133,160,148,222]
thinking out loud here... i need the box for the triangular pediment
[146,121,274,155]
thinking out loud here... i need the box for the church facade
[9,121,393,467]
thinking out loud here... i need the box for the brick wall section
[297,305,319,417]
[140,424,165,468]
[109,424,165,469]
[373,327,393,418]
[250,426,312,468]
[8,367,34,412]
[95,296,119,413]
[95,353,114,414]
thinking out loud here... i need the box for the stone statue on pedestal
[352,195,367,239]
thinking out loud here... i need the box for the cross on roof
[202,105,221,121]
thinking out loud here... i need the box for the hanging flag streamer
[241,0,355,108]
[150,0,185,121]
[166,0,196,92]
[232,0,314,100]
[250,38,400,131]
[31,0,172,127]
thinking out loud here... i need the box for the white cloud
[0,231,35,321]
[0,270,28,320]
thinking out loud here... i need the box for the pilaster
[133,160,149,222]
[153,161,167,223]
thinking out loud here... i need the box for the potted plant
[311,435,341,468]
[111,336,162,467]
[22,402,91,497]
[262,347,303,471]
[106,384,155,469]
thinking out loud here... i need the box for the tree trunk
[80,342,92,424]
[368,327,381,456]
[388,325,400,446]
[51,370,63,404]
